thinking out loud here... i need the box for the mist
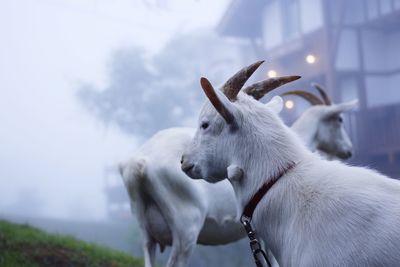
[1,0,399,266]
[0,0,230,221]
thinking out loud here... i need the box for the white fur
[292,99,358,160]
[120,128,242,267]
[119,95,356,267]
[182,91,400,267]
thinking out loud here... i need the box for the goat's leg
[136,216,157,267]
[131,199,157,267]
[165,220,202,267]
[147,186,204,267]
[143,170,207,267]
[143,235,157,267]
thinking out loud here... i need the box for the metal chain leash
[241,217,272,267]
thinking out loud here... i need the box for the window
[340,77,359,104]
[335,30,360,70]
[283,0,301,40]
[363,30,400,72]
[299,0,323,33]
[366,74,400,107]
[344,0,366,25]
[380,0,392,14]
[395,0,400,9]
[366,0,379,20]
[262,0,323,50]
[263,1,283,49]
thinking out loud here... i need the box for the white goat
[282,85,357,160]
[120,62,357,267]
[181,67,400,267]
[120,128,242,267]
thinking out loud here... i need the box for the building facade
[218,0,400,177]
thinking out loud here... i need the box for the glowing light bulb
[306,54,316,64]
[285,100,294,109]
[267,70,277,78]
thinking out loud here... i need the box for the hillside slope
[0,219,143,267]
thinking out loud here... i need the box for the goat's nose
[181,161,194,173]
[180,155,185,164]
[341,151,352,159]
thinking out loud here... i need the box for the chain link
[241,218,272,267]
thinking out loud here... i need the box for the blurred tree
[78,31,246,138]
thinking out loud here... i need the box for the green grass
[0,219,143,267]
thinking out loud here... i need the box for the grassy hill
[0,219,143,267]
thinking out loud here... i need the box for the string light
[306,54,316,64]
[267,70,277,78]
[285,100,294,109]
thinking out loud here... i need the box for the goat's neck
[228,123,310,216]
[227,123,312,266]
[291,115,318,152]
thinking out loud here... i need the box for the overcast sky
[0,0,230,220]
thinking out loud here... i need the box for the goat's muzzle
[338,150,352,160]
[181,155,194,173]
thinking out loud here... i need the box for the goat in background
[282,84,357,160]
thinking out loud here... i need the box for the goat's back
[262,157,400,266]
[121,127,244,245]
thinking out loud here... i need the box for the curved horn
[312,83,332,105]
[281,90,324,106]
[222,60,264,101]
[243,75,301,100]
[201,77,235,124]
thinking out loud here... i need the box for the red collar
[241,161,297,222]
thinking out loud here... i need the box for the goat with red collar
[181,62,400,267]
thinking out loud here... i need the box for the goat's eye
[338,117,343,123]
[201,122,209,130]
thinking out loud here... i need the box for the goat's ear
[327,99,358,115]
[200,77,237,125]
[265,96,283,114]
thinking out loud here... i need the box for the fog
[1,0,399,266]
[0,0,230,220]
